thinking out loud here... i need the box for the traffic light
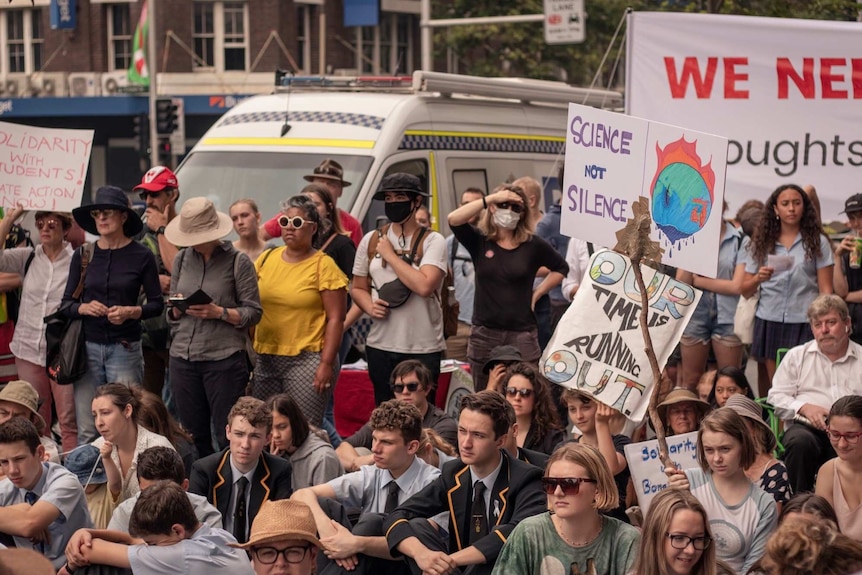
[157,138,172,166]
[155,98,178,135]
[132,113,149,159]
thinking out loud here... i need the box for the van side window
[363,158,429,232]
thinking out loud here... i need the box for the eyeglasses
[391,381,421,393]
[90,209,118,219]
[138,190,165,201]
[278,215,314,229]
[505,387,533,399]
[827,429,862,444]
[666,533,712,550]
[497,202,524,214]
[35,218,61,230]
[540,477,596,495]
[253,545,311,564]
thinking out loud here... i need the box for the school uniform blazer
[188,448,293,521]
[384,449,544,564]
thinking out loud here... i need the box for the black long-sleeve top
[62,241,164,344]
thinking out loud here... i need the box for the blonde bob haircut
[632,489,716,575]
[478,184,533,244]
[546,443,618,512]
[696,407,757,473]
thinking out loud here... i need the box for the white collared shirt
[224,458,256,535]
[470,452,504,521]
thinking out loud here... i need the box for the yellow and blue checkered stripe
[218,111,386,130]
[399,130,564,154]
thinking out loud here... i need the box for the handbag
[45,243,94,385]
[733,288,759,345]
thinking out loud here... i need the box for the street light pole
[148,0,159,168]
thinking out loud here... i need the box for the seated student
[190,397,293,544]
[231,499,323,575]
[761,514,862,575]
[65,444,114,529]
[338,360,457,472]
[384,390,546,575]
[292,400,440,575]
[498,402,549,470]
[657,388,712,437]
[499,362,565,455]
[416,428,459,470]
[560,388,631,522]
[0,380,60,464]
[62,481,254,575]
[0,418,92,570]
[109,446,222,533]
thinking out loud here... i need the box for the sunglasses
[391,381,421,393]
[278,215,314,229]
[497,202,524,214]
[35,218,61,230]
[540,477,597,496]
[138,190,165,201]
[505,387,533,398]
[90,209,118,219]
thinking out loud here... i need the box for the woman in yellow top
[252,195,348,426]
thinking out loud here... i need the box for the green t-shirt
[491,512,639,575]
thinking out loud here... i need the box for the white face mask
[493,208,521,230]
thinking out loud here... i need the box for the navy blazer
[384,449,544,564]
[189,448,293,521]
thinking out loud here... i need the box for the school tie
[233,477,249,543]
[384,481,400,513]
[470,481,488,544]
[25,492,44,552]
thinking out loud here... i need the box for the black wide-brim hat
[73,185,143,238]
[373,173,430,200]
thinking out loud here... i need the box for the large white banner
[561,103,728,277]
[627,11,862,222]
[541,249,701,423]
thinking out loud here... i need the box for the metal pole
[421,0,431,71]
[148,0,159,168]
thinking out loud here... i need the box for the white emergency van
[175,70,622,234]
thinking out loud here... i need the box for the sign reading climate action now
[541,250,701,423]
[0,121,93,211]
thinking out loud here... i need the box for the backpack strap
[23,250,35,276]
[406,226,429,266]
[72,242,94,301]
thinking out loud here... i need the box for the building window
[3,9,42,74]
[108,4,132,72]
[356,13,414,75]
[193,1,248,71]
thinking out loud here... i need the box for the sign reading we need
[0,122,94,212]
[623,431,699,514]
[560,103,728,278]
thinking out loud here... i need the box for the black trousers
[399,518,488,575]
[365,347,442,406]
[171,351,249,457]
[783,423,835,494]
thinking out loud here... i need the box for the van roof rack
[273,69,623,109]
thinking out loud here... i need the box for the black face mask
[385,200,415,224]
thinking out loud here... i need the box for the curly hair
[501,362,562,442]
[281,194,322,245]
[749,184,823,266]
[763,515,862,575]
[227,396,273,433]
[370,399,422,443]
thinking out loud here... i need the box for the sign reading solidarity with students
[627,11,862,222]
[541,250,701,423]
[560,103,728,278]
[623,431,699,513]
[0,121,94,212]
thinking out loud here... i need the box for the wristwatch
[220,307,229,321]
[155,226,166,235]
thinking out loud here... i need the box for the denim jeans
[74,340,144,445]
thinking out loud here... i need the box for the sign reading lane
[543,0,585,45]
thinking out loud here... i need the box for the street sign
[543,0,585,45]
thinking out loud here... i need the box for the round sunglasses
[278,215,315,229]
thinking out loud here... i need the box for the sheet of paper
[767,254,795,274]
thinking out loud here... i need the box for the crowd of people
[0,162,858,575]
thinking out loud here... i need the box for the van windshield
[176,151,373,222]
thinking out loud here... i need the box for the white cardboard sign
[623,431,699,514]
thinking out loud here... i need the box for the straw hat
[72,185,143,238]
[0,548,54,575]
[164,197,233,247]
[0,380,46,432]
[303,159,352,187]
[230,499,321,550]
[725,395,776,451]
[657,388,711,429]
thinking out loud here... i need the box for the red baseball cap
[134,165,179,192]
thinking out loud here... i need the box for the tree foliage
[434,0,859,87]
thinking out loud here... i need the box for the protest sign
[627,11,862,222]
[560,103,728,277]
[0,121,94,212]
[623,430,699,513]
[541,249,701,423]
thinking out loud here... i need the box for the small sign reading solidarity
[0,121,94,212]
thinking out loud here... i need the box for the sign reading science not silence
[541,250,701,423]
[560,103,728,278]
